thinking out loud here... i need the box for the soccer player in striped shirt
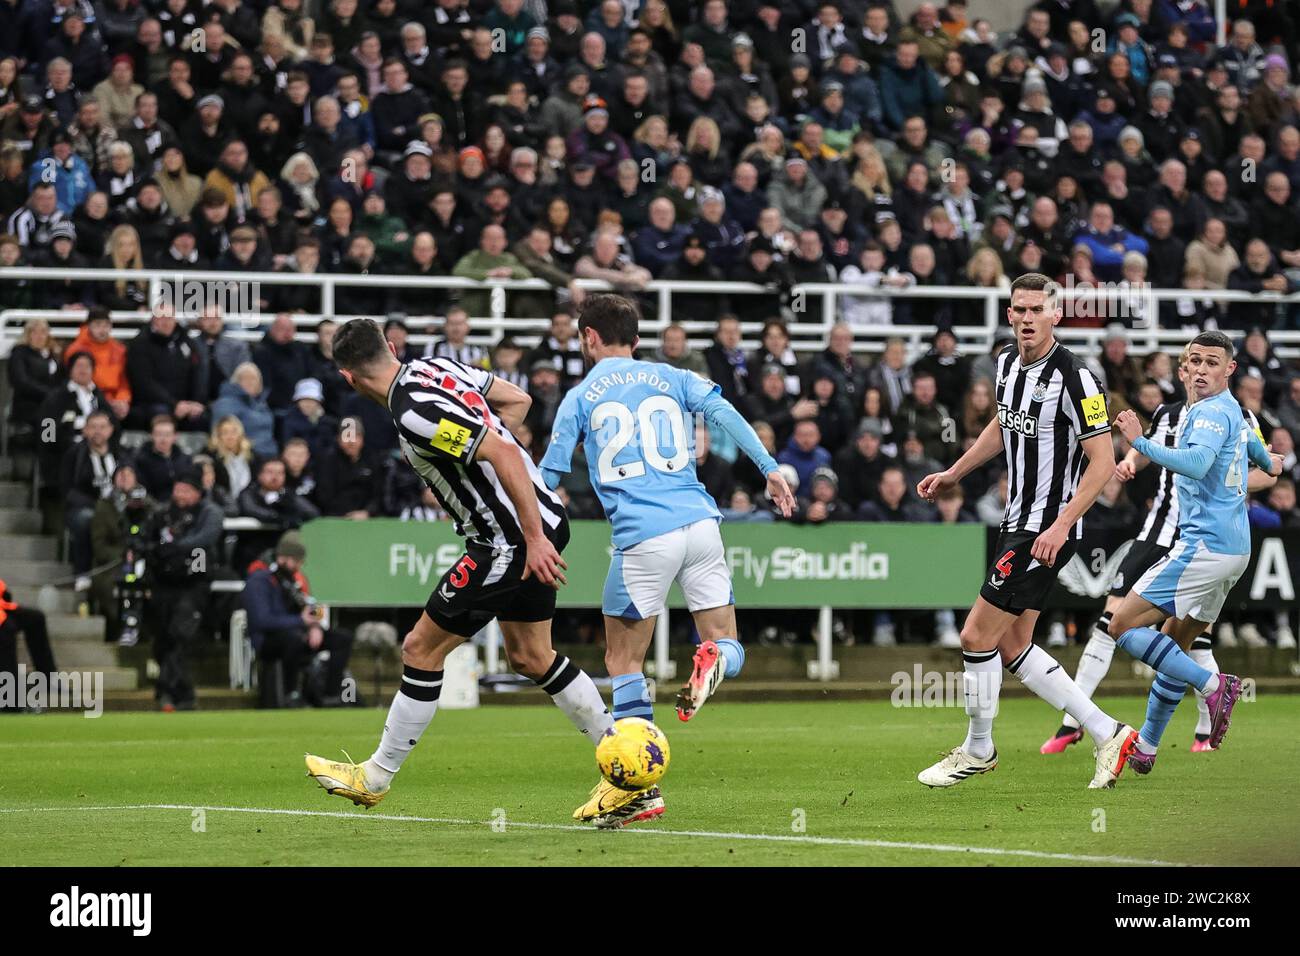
[1040,345,1277,755]
[305,318,616,809]
[1110,331,1283,774]
[915,273,1139,790]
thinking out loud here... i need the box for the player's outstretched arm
[1031,430,1115,567]
[1118,408,1218,480]
[476,429,568,587]
[918,415,1004,500]
[695,393,793,515]
[1115,445,1146,482]
[1245,427,1282,476]
[1248,465,1279,492]
[696,393,777,471]
[484,375,532,432]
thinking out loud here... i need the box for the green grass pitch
[3,696,1298,866]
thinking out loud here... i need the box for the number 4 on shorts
[995,550,1015,578]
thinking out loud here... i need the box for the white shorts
[603,519,733,620]
[1133,539,1250,623]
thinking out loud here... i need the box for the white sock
[536,654,615,743]
[1190,646,1217,735]
[366,665,443,787]
[1010,644,1117,744]
[961,648,1002,760]
[1063,623,1116,730]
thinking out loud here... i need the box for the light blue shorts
[1134,539,1250,623]
[603,519,733,619]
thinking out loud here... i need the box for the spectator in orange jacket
[66,306,132,421]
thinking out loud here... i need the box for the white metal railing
[6,266,1298,683]
[5,267,1300,361]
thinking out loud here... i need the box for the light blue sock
[1117,627,1214,692]
[1139,674,1188,750]
[611,672,653,721]
[715,638,745,679]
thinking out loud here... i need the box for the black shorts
[1108,538,1172,599]
[980,529,1078,616]
[425,522,570,638]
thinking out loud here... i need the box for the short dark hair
[1190,330,1234,358]
[333,317,391,372]
[1010,271,1054,294]
[1009,271,1060,307]
[577,293,640,346]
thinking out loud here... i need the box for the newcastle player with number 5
[303,318,616,810]
[915,273,1139,790]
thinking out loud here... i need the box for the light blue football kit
[1118,389,1273,750]
[540,357,779,721]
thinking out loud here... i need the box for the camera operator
[243,532,355,708]
[142,468,223,711]
[91,463,157,645]
[0,579,57,713]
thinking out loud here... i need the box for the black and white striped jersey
[388,356,566,550]
[1139,403,1264,548]
[994,341,1111,537]
[1136,402,1183,547]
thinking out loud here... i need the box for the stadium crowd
[5,0,1300,662]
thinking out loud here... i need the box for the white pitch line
[0,804,1188,866]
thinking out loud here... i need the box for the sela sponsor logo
[50,886,152,936]
[727,543,888,587]
[998,403,1038,437]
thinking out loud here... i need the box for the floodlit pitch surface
[3,698,1298,866]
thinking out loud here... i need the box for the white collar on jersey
[1016,339,1059,371]
[387,362,406,407]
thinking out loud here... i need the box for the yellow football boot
[573,778,665,828]
[305,753,389,808]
